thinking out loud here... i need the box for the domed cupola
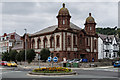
[84,13,96,35]
[58,3,70,16]
[85,13,95,24]
[57,3,71,29]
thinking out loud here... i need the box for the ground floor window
[80,54,85,58]
[74,53,76,58]
[56,53,60,58]
[68,53,70,59]
[77,53,79,58]
[109,54,111,58]
[113,53,116,57]
[105,53,108,58]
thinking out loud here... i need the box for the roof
[31,22,82,36]
[98,34,114,42]
[0,32,22,41]
[12,43,23,50]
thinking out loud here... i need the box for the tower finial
[63,3,65,8]
[89,13,91,16]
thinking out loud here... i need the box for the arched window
[32,39,35,49]
[37,38,41,49]
[56,35,60,47]
[43,37,47,48]
[67,36,71,47]
[74,53,76,58]
[50,36,54,48]
[56,53,60,58]
[68,53,70,59]
[73,35,76,46]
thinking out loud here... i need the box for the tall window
[68,53,70,59]
[74,53,76,58]
[67,36,71,47]
[77,53,79,58]
[86,38,89,46]
[37,38,41,49]
[63,20,65,24]
[73,35,76,46]
[43,37,47,48]
[106,53,108,57]
[32,39,35,49]
[94,40,97,49]
[50,37,54,48]
[90,26,92,30]
[56,53,60,58]
[56,35,60,47]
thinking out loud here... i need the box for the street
[1,65,120,80]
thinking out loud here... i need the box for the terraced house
[23,3,98,62]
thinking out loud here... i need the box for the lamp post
[24,29,27,65]
[38,54,41,69]
[50,53,53,67]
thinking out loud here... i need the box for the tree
[40,48,50,62]
[19,50,25,61]
[9,50,18,61]
[15,53,22,62]
[26,49,36,63]
[2,52,10,61]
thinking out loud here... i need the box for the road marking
[2,71,22,74]
[81,68,119,72]
[27,73,74,77]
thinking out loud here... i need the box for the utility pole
[24,29,27,65]
[50,53,53,67]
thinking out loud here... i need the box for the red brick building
[23,3,98,62]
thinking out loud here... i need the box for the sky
[1,0,119,36]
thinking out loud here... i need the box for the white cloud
[2,2,118,35]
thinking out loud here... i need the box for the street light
[38,54,41,69]
[50,53,54,67]
[24,29,27,64]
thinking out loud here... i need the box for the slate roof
[12,43,23,50]
[31,22,82,36]
[98,34,114,42]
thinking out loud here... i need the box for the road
[1,65,120,80]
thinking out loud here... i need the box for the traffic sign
[53,57,58,62]
[48,57,52,62]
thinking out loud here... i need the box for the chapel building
[23,3,98,62]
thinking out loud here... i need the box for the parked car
[114,61,120,67]
[0,61,7,66]
[74,59,81,63]
[82,59,88,62]
[67,59,74,63]
[7,62,12,67]
[112,61,115,65]
[67,59,82,63]
[11,62,17,67]
[7,62,17,67]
